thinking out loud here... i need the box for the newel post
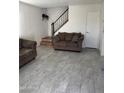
[51,23,54,38]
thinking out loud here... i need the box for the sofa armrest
[22,39,37,49]
[53,35,60,43]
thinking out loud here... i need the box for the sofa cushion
[66,41,78,47]
[74,33,81,37]
[65,33,74,41]
[54,41,66,47]
[72,35,79,42]
[58,32,65,41]
[19,48,33,57]
[72,33,82,42]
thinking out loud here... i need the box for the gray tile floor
[19,46,104,93]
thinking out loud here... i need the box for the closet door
[85,12,100,48]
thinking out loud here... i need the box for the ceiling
[20,0,102,8]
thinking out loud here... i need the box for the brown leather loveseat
[19,39,37,67]
[53,32,84,52]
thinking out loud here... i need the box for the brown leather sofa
[19,39,37,67]
[53,32,84,52]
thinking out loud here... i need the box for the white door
[85,12,100,48]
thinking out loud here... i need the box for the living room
[1,0,124,93]
[19,0,104,93]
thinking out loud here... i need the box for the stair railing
[51,8,69,37]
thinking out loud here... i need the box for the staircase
[40,8,69,47]
[51,8,69,37]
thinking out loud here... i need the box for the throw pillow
[58,32,65,40]
[72,35,79,42]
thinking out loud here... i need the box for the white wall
[19,2,48,46]
[99,2,104,56]
[59,4,101,33]
[47,6,68,36]
[100,32,104,56]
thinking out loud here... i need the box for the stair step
[42,37,52,42]
[40,36,53,47]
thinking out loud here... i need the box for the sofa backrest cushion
[58,32,82,41]
[58,32,66,41]
[72,33,82,42]
[73,33,81,37]
[65,33,74,41]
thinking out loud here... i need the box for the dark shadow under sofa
[53,32,84,52]
[19,39,37,67]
